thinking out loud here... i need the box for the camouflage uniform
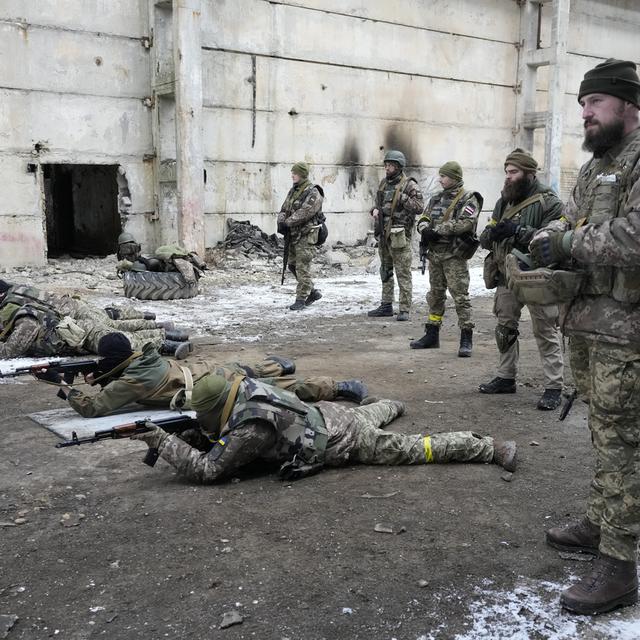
[416,184,481,329]
[67,343,339,418]
[152,377,496,484]
[277,182,324,301]
[559,126,640,562]
[374,172,424,313]
[479,181,564,388]
[0,284,163,358]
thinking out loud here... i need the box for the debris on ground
[219,609,244,629]
[374,523,394,534]
[223,219,283,259]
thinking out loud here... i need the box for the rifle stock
[281,231,290,285]
[55,414,200,467]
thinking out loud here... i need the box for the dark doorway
[43,164,122,258]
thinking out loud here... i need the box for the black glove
[277,221,288,235]
[421,228,441,243]
[491,219,519,242]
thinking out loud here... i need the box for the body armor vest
[221,378,328,464]
[376,174,417,235]
[573,132,640,304]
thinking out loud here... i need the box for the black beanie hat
[578,59,640,107]
[97,332,134,373]
[0,280,11,295]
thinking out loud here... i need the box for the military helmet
[118,232,137,245]
[383,150,406,168]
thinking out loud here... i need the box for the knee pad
[495,325,519,353]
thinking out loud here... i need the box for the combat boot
[410,324,440,349]
[396,311,409,321]
[560,554,638,615]
[161,340,193,360]
[155,320,175,331]
[164,329,190,342]
[479,376,516,394]
[546,516,600,555]
[265,355,296,375]
[143,311,157,321]
[368,302,393,317]
[289,299,306,311]
[458,328,473,358]
[335,380,369,403]
[492,440,517,472]
[537,388,562,411]
[305,289,322,306]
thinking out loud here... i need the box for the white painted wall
[1,0,638,266]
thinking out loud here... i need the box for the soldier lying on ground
[131,372,517,484]
[66,333,368,418]
[0,280,192,360]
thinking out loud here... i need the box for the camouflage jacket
[67,344,247,417]
[217,378,328,465]
[560,127,640,346]
[416,184,482,259]
[479,179,563,281]
[0,285,68,356]
[374,172,424,238]
[277,181,324,242]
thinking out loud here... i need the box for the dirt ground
[1,256,638,639]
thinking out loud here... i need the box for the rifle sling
[220,375,245,429]
[502,194,545,220]
[442,190,467,222]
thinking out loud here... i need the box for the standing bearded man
[531,59,640,616]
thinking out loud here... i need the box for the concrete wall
[1,0,639,266]
[0,2,153,266]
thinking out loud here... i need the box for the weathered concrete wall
[0,2,153,266]
[1,1,639,266]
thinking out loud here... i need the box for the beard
[502,175,532,204]
[582,116,625,157]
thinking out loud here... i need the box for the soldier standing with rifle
[410,162,482,356]
[368,150,424,321]
[277,162,325,311]
[530,59,640,616]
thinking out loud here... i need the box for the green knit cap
[439,161,463,181]
[504,148,538,173]
[291,162,309,179]
[191,373,231,416]
[578,59,640,107]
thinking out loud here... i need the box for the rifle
[0,359,100,400]
[281,230,290,285]
[559,388,578,421]
[55,414,200,467]
[419,241,428,275]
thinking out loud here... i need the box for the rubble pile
[223,219,283,259]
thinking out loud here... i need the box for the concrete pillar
[543,0,570,194]
[173,0,204,255]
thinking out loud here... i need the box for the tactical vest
[221,378,328,465]
[376,174,417,235]
[572,132,640,304]
[281,182,325,239]
[426,187,481,258]
[0,286,65,356]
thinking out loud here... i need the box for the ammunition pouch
[505,253,585,306]
[483,251,500,289]
[451,233,480,260]
[390,226,407,249]
[495,325,519,353]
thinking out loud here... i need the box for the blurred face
[384,161,400,178]
[291,171,302,184]
[580,93,626,156]
[502,164,531,203]
[439,174,456,189]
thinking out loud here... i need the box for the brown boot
[560,554,638,615]
[546,516,600,555]
[492,440,517,472]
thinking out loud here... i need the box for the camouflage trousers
[569,336,640,562]
[425,253,473,329]
[289,237,316,300]
[379,236,413,313]
[317,400,495,466]
[157,399,496,484]
[493,286,563,389]
[62,299,164,353]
